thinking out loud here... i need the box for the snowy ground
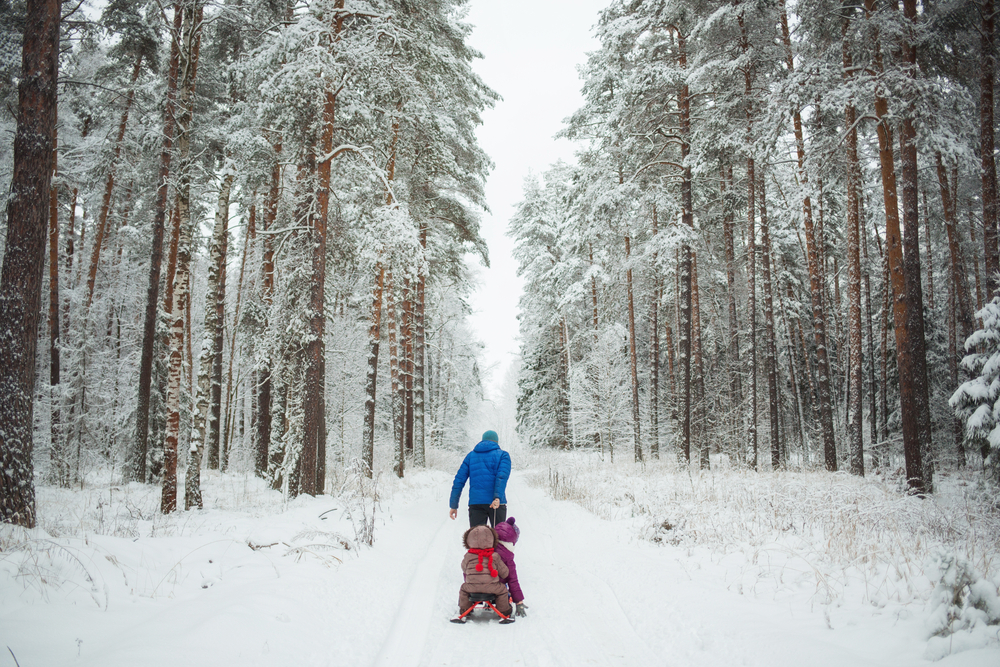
[1,457,998,666]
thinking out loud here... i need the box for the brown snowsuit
[458,524,511,615]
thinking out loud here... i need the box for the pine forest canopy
[511,0,1000,493]
[0,0,999,528]
[0,0,498,525]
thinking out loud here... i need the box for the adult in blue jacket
[449,430,511,527]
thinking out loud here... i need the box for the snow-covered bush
[526,450,1000,609]
[950,297,1000,478]
[923,548,1000,661]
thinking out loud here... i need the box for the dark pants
[469,504,506,528]
[459,582,511,615]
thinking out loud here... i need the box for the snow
[1,457,998,666]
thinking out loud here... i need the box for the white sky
[464,0,608,399]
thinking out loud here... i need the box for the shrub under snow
[527,449,1000,659]
[924,549,1000,660]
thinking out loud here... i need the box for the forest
[513,0,1000,494]
[0,0,999,663]
[0,0,497,525]
[2,0,1000,525]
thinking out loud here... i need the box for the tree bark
[362,264,385,478]
[387,269,404,477]
[983,0,998,297]
[405,281,416,453]
[862,201,878,466]
[48,130,66,486]
[85,54,142,310]
[222,199,253,470]
[844,16,864,476]
[721,165,743,429]
[163,2,203,513]
[132,4,181,483]
[740,11,758,470]
[781,0,837,470]
[255,141,280,478]
[0,0,59,527]
[936,156,975,341]
[649,206,660,459]
[759,175,781,470]
[625,232,643,462]
[589,243,603,451]
[185,168,233,509]
[677,27,694,466]
[693,254,708,469]
[414,224,427,467]
[207,170,232,471]
[899,0,933,492]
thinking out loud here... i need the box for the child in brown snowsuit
[458,524,511,615]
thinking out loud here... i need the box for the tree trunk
[969,204,984,317]
[255,141,280,478]
[923,191,935,310]
[747,156,758,470]
[0,0,59,527]
[85,54,142,310]
[693,254,708,469]
[778,273,807,457]
[677,27,694,466]
[879,249,890,463]
[403,280,414,454]
[649,206,660,459]
[208,170,232,471]
[740,11,758,470]
[557,318,570,449]
[132,4,181,484]
[862,198,879,468]
[625,232,643,462]
[185,168,233,509]
[163,3,203,514]
[414,222,427,467]
[781,0,837,471]
[844,18,864,476]
[759,175,781,470]
[721,165,743,431]
[868,3,923,488]
[222,199,253,471]
[387,269,403,477]
[899,0,932,493]
[399,280,410,457]
[936,155,975,341]
[48,131,66,487]
[949,265,965,465]
[983,0,998,297]
[589,243,603,451]
[362,264,385,478]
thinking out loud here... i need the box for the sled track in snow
[370,476,661,667]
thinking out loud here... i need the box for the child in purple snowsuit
[495,517,527,617]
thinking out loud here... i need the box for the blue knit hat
[482,430,499,443]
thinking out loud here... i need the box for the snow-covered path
[364,474,993,667]
[2,471,997,666]
[374,477,661,667]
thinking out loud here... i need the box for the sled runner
[450,593,515,624]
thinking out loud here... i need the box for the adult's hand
[490,498,500,510]
[515,601,528,617]
[449,508,457,520]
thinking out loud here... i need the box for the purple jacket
[496,542,523,602]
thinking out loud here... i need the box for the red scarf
[468,547,498,577]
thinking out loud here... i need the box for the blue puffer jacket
[449,441,511,508]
